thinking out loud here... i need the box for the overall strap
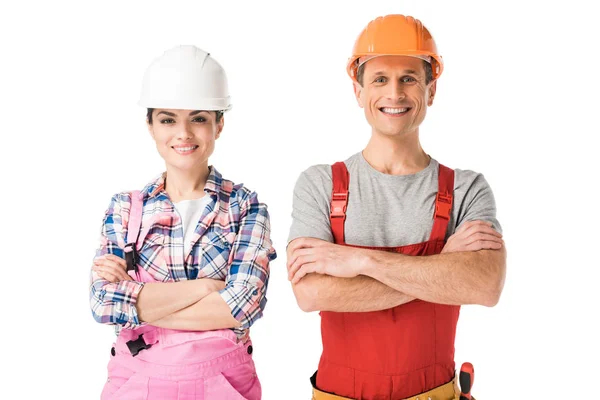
[330,162,349,245]
[428,164,455,242]
[125,190,143,273]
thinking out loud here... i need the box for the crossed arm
[287,220,506,312]
[92,255,239,330]
[90,193,274,331]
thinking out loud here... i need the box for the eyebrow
[373,69,419,76]
[156,110,206,117]
[156,111,176,117]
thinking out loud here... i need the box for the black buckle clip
[126,334,151,357]
[124,243,138,274]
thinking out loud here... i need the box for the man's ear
[427,80,437,106]
[353,82,364,108]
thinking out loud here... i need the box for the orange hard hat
[347,15,443,83]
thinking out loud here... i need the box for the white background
[1,1,598,399]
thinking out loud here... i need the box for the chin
[164,160,197,171]
[376,128,409,137]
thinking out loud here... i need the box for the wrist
[360,250,377,277]
[364,249,402,280]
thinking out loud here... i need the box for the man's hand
[92,254,131,283]
[441,220,503,254]
[287,238,367,284]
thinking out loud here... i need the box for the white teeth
[381,107,408,114]
[174,146,197,152]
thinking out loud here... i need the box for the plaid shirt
[89,167,276,337]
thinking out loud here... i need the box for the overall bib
[101,191,260,400]
[312,162,461,400]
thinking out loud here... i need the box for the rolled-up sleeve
[219,191,276,330]
[89,194,145,329]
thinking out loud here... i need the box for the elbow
[292,279,319,312]
[90,305,114,326]
[481,268,505,307]
[481,288,501,307]
[487,273,506,307]
[90,291,109,325]
[91,310,104,324]
[479,249,506,308]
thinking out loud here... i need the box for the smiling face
[354,55,437,138]
[147,109,224,172]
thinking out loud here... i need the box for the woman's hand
[93,254,132,283]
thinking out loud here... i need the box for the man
[287,14,506,400]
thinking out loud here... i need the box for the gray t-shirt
[288,152,501,247]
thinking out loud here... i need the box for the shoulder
[217,175,267,216]
[297,163,333,185]
[452,166,495,197]
[104,191,134,215]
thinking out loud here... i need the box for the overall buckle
[435,192,453,220]
[126,334,152,357]
[330,192,348,218]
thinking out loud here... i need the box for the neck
[163,163,210,203]
[362,128,430,175]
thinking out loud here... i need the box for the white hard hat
[139,45,232,111]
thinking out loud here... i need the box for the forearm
[90,279,145,328]
[365,247,506,306]
[293,273,414,312]
[150,292,240,331]
[137,279,223,323]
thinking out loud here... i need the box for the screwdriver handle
[459,362,474,400]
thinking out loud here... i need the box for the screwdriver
[459,362,474,400]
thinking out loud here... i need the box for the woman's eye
[160,118,175,124]
[192,117,206,123]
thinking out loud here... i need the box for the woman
[90,45,276,399]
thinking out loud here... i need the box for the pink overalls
[101,191,261,400]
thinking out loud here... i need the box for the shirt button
[111,347,116,356]
[252,289,258,296]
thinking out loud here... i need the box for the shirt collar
[141,166,223,199]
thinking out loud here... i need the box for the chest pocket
[195,230,236,279]
[137,231,170,281]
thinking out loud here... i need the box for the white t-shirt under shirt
[173,196,212,256]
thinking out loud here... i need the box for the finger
[288,254,316,280]
[104,254,127,268]
[287,238,310,254]
[468,224,502,238]
[291,263,318,284]
[96,269,120,283]
[288,237,326,254]
[287,248,314,270]
[456,220,492,234]
[461,224,502,241]
[93,261,127,280]
[463,233,504,247]
[95,264,131,281]
[465,240,504,252]
[95,258,128,272]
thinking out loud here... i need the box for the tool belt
[312,378,460,400]
[312,362,476,400]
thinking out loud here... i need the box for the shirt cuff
[218,285,263,330]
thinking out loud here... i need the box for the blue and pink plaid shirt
[89,167,276,337]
